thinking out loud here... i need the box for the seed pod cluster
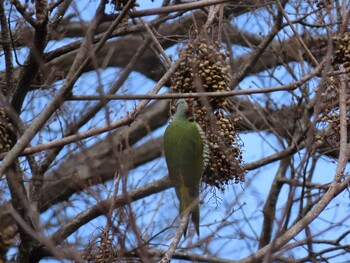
[82,229,117,262]
[172,39,231,106]
[315,0,332,9]
[319,32,350,145]
[200,109,245,189]
[333,32,350,73]
[0,108,13,153]
[320,84,350,146]
[112,0,140,11]
[171,38,245,189]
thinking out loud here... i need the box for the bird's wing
[164,120,204,194]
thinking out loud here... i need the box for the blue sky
[2,1,350,262]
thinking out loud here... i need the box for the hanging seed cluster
[201,110,246,188]
[171,38,245,189]
[315,0,332,9]
[320,77,350,145]
[0,108,13,153]
[112,0,140,11]
[172,40,232,107]
[319,32,350,145]
[333,32,350,73]
[82,229,117,262]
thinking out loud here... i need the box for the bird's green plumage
[164,99,205,236]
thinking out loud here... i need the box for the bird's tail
[191,204,200,236]
[179,194,200,237]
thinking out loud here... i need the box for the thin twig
[160,213,190,263]
[0,1,109,177]
[67,61,323,101]
[238,73,349,263]
[104,0,230,19]
[51,176,172,245]
[0,1,14,95]
[37,36,152,175]
[231,1,285,86]
[138,17,172,67]
[276,0,319,67]
[10,209,83,262]
[204,3,221,30]
[0,60,321,159]
[11,0,39,28]
[334,65,348,182]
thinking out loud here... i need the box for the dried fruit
[170,36,245,189]
[0,108,13,153]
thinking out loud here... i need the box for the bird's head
[172,99,191,120]
[175,99,188,109]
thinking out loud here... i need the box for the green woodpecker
[164,99,208,236]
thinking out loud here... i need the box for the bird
[163,99,208,236]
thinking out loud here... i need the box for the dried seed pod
[170,36,245,189]
[317,31,350,147]
[0,108,13,153]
